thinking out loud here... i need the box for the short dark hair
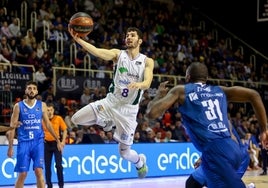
[46,103,54,108]
[126,27,143,39]
[187,62,208,83]
[26,81,38,88]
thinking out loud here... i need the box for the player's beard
[126,40,138,49]
[27,93,38,100]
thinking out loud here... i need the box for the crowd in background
[0,0,267,172]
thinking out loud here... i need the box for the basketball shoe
[137,154,148,179]
[247,182,256,188]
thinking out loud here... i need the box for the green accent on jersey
[132,89,141,105]
[109,65,117,93]
[119,67,128,73]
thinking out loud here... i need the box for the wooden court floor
[1,169,267,188]
[243,169,268,188]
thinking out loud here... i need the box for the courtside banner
[0,72,32,98]
[55,75,111,100]
[0,143,200,186]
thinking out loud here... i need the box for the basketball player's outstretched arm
[221,86,268,149]
[146,81,183,119]
[68,27,120,61]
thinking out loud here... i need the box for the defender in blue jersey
[7,81,62,188]
[186,123,253,188]
[146,62,268,188]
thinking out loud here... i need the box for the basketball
[69,12,94,37]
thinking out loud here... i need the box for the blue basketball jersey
[17,99,44,141]
[179,83,231,152]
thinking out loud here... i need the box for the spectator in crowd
[53,52,65,67]
[0,83,13,108]
[0,83,13,123]
[65,130,77,144]
[39,50,53,78]
[0,51,11,64]
[0,36,16,62]
[154,131,163,142]
[8,18,21,39]
[99,130,108,143]
[76,126,89,144]
[133,131,141,143]
[41,85,55,103]
[166,123,187,142]
[27,50,40,72]
[152,121,166,139]
[44,93,57,108]
[146,131,156,143]
[245,133,261,170]
[163,130,177,142]
[57,97,70,118]
[35,65,51,94]
[24,29,36,48]
[1,21,13,39]
[80,87,91,107]
[36,42,45,59]
[15,38,32,65]
[64,110,78,132]
[105,131,117,144]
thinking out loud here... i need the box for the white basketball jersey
[108,50,146,105]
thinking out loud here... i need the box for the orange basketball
[69,12,94,37]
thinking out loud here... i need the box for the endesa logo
[61,150,131,175]
[0,143,201,185]
[157,147,200,171]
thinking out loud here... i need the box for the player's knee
[71,113,79,124]
[18,172,27,180]
[34,168,43,178]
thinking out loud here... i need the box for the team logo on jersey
[119,67,128,73]
[28,114,35,119]
[208,122,228,133]
[135,61,142,65]
[97,105,104,112]
[119,79,130,85]
[189,92,198,101]
[36,107,40,111]
[104,120,113,127]
[127,73,139,79]
[120,133,128,141]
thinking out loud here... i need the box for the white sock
[135,155,143,169]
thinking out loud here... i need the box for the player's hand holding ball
[68,12,94,38]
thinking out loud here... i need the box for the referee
[43,103,67,188]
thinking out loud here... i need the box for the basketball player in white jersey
[68,27,154,178]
